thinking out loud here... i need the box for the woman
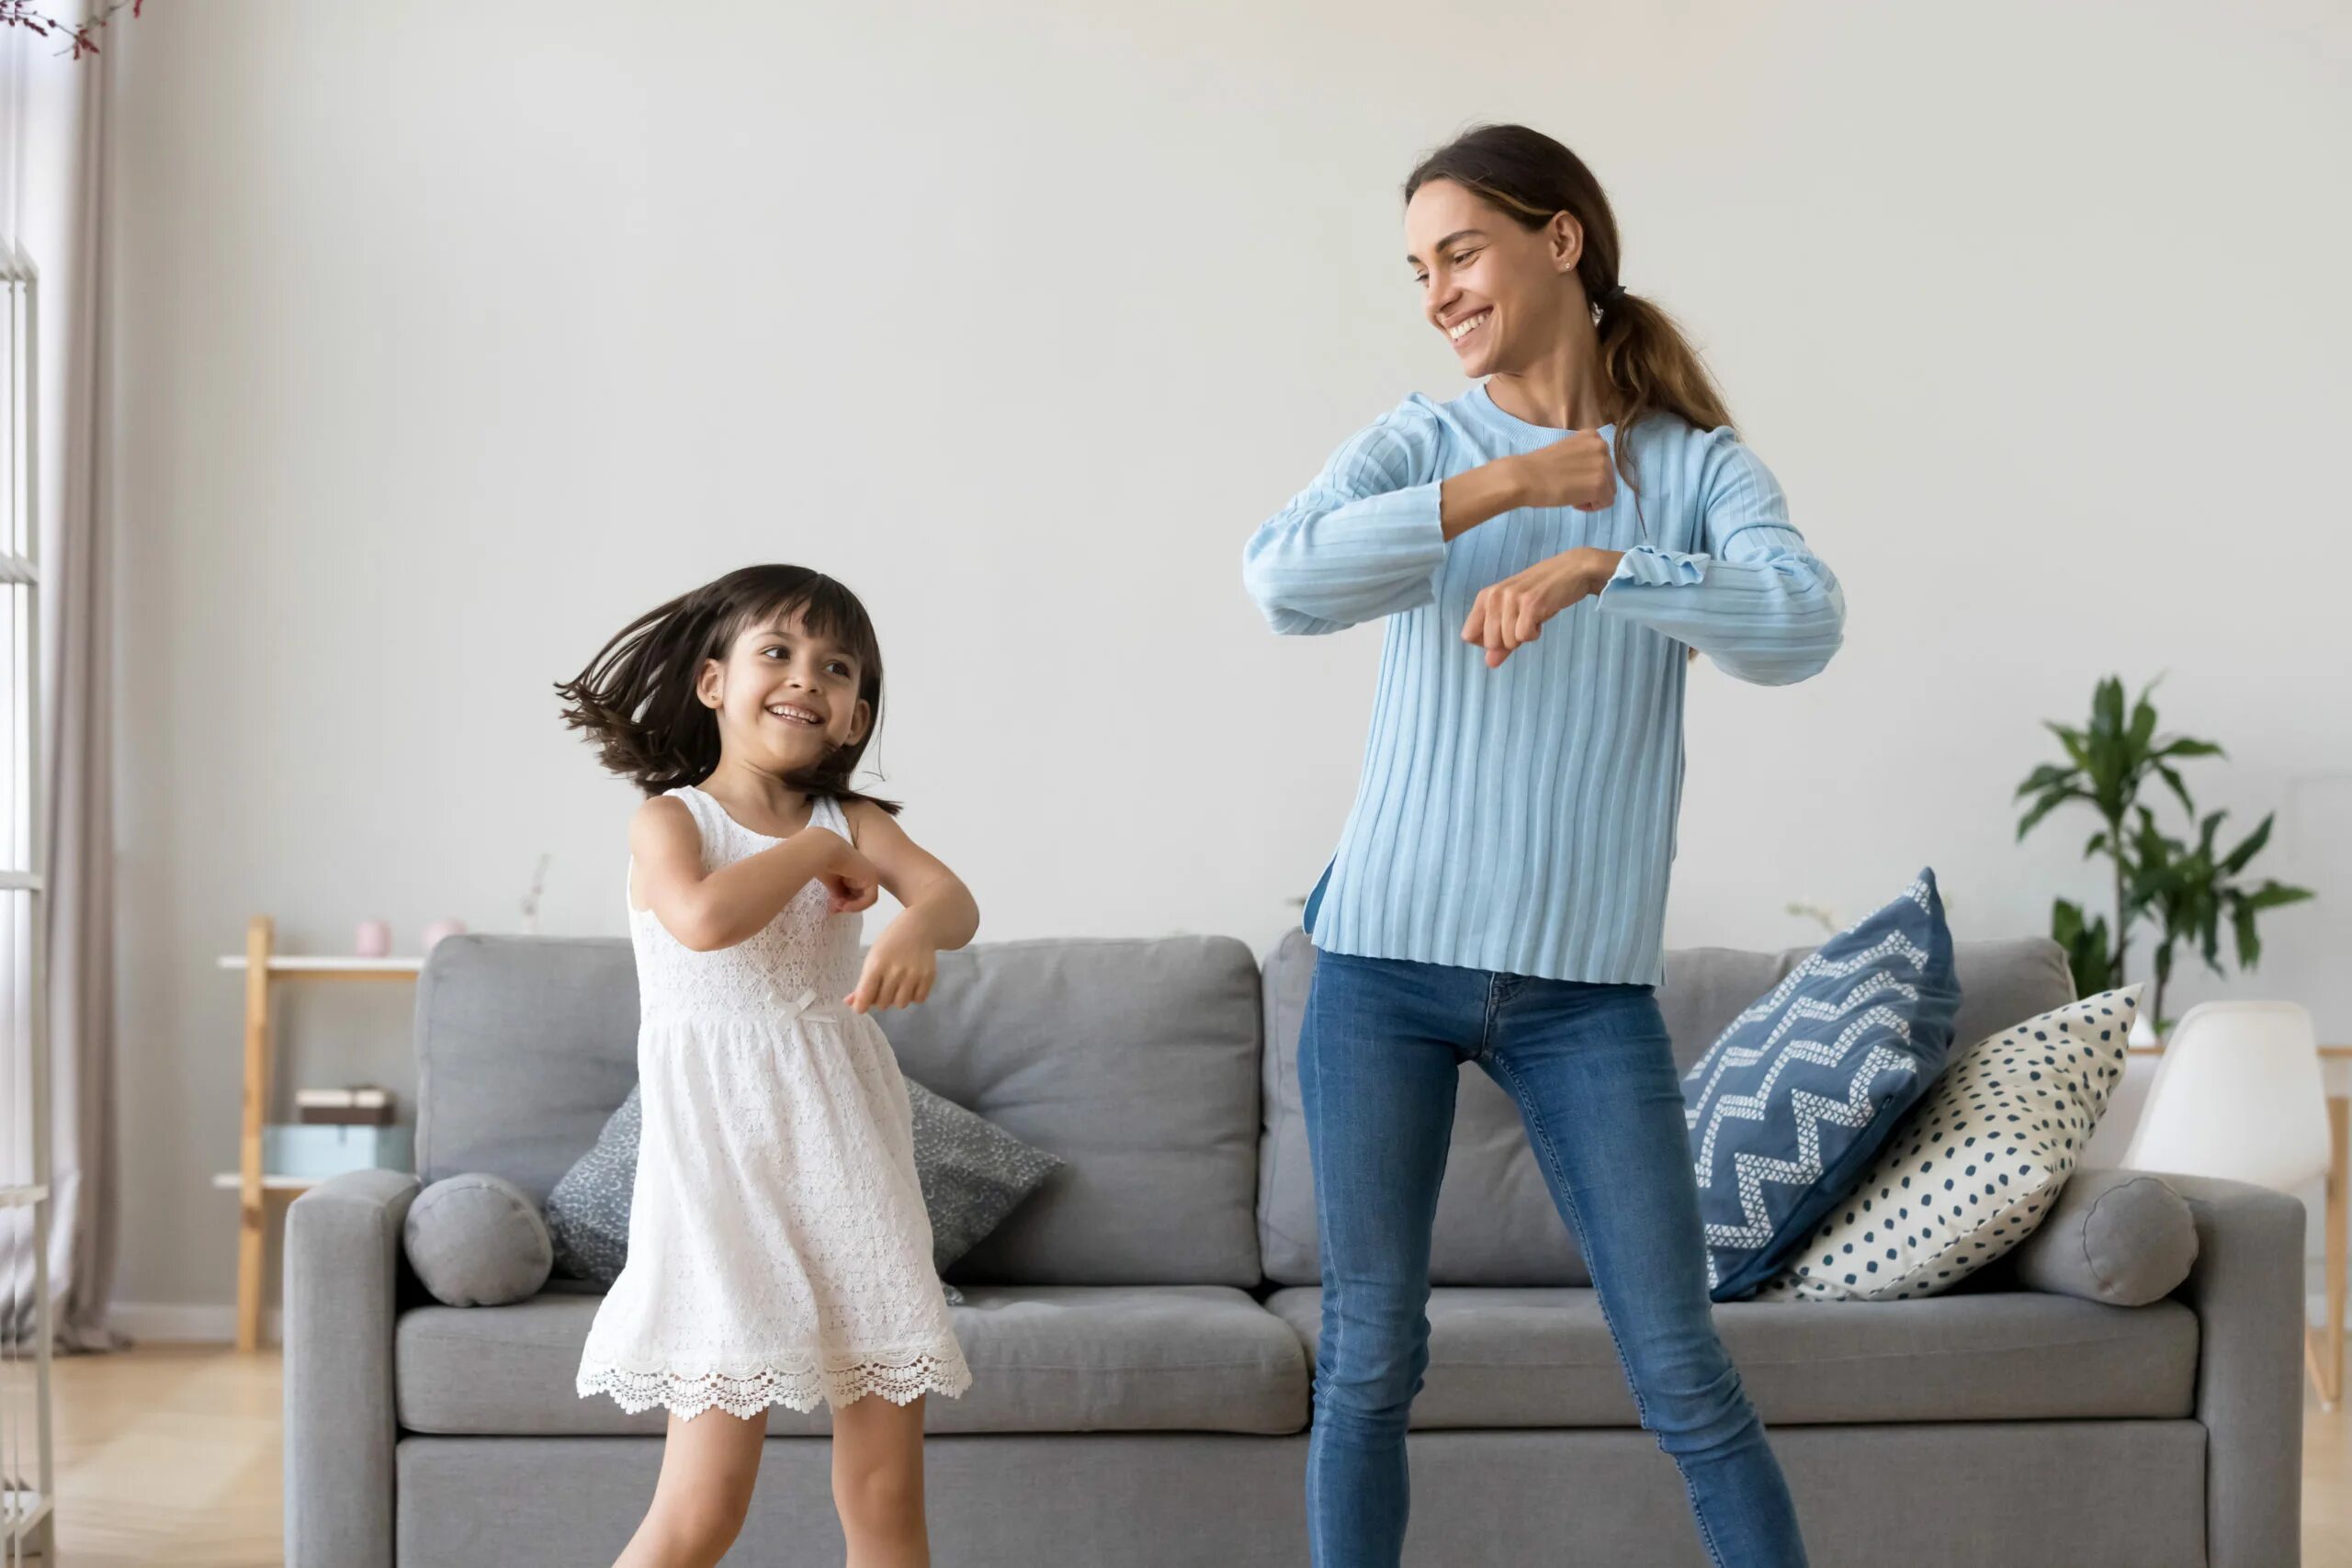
[1241,124,1841,1568]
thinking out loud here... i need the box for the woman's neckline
[1471,381,1617,438]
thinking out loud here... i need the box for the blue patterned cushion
[1683,870,1962,1300]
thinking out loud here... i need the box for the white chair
[2120,1000,2345,1407]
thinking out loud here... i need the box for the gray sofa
[285,931,2306,1567]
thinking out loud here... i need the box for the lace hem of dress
[578,1346,972,1420]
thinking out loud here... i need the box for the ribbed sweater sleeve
[1597,430,1845,685]
[1241,402,1449,637]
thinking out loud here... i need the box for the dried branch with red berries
[0,0,144,60]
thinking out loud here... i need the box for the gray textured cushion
[402,1174,552,1307]
[1264,1283,2198,1427]
[910,1080,1066,1282]
[1995,1168,2199,1306]
[542,1078,1060,1303]
[420,933,1265,1287]
[542,1089,638,1288]
[1257,931,2075,1288]
[395,1285,1308,1435]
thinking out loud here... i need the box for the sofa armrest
[284,1168,421,1568]
[2160,1171,2306,1568]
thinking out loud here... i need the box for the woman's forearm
[1439,456,1526,540]
[1596,540,1846,686]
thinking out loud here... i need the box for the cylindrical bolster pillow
[403,1173,553,1307]
[2003,1168,2199,1306]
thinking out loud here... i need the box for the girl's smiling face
[696,609,870,776]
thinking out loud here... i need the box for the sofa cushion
[403,1174,552,1307]
[872,937,1262,1285]
[542,1078,1059,1300]
[1758,987,2141,1302]
[1992,1168,2200,1307]
[907,1078,1068,1280]
[396,1284,1308,1436]
[420,933,1264,1286]
[414,935,640,1201]
[1258,932,2075,1288]
[1263,1284,2197,1427]
[1684,870,1963,1299]
[543,1088,639,1287]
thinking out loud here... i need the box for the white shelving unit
[207,1172,322,1193]
[0,242,54,1564]
[216,955,424,976]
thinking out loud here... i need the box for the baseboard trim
[107,1302,281,1345]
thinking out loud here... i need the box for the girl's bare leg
[612,1406,766,1568]
[832,1393,930,1568]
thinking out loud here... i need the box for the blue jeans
[1299,951,1808,1568]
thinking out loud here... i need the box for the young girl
[554,564,976,1568]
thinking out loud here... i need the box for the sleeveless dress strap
[665,785,725,856]
[808,793,854,844]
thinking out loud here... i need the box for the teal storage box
[264,1122,413,1179]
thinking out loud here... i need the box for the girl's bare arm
[840,802,979,1011]
[628,795,875,953]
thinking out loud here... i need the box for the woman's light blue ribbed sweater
[1243,384,1846,986]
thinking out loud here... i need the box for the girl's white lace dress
[575,785,971,1420]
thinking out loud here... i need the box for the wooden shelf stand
[226,914,422,1351]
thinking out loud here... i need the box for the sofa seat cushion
[1264,1284,2196,1427]
[397,1285,1308,1437]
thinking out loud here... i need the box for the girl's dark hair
[1406,124,1736,488]
[555,564,899,813]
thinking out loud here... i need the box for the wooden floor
[38,1340,2352,1564]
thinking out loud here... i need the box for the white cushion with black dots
[1753,985,2143,1303]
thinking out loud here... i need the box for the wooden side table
[217,915,422,1351]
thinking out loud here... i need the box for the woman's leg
[1483,979,1809,1568]
[1297,953,1481,1568]
[611,1407,766,1568]
[833,1393,930,1568]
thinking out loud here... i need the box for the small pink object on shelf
[421,919,467,953]
[355,919,393,959]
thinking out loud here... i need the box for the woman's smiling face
[1405,177,1580,378]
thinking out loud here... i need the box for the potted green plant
[2014,675,2312,1031]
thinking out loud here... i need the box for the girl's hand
[1461,547,1625,669]
[826,874,879,915]
[1506,429,1617,512]
[845,922,937,1013]
[799,826,881,914]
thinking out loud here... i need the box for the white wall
[106,1,2349,1314]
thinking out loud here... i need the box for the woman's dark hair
[1406,124,1736,488]
[555,564,899,813]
